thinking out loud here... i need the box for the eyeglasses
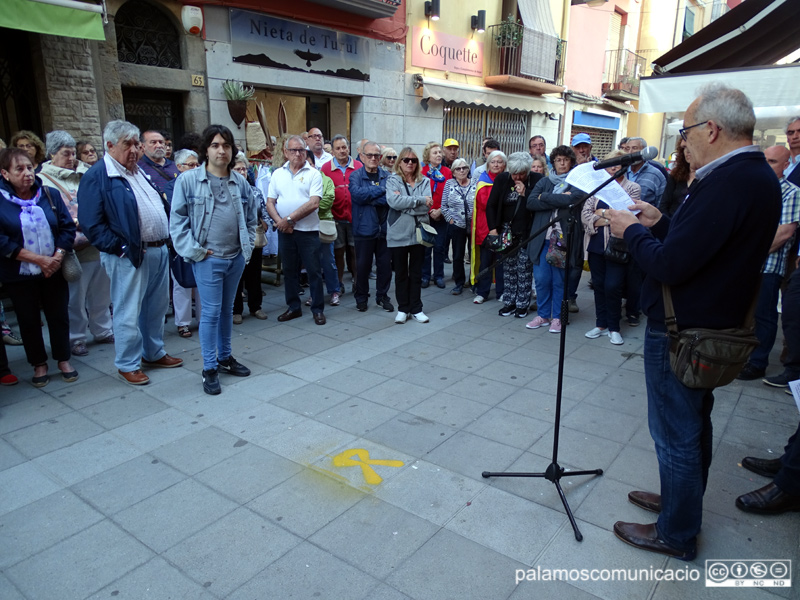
[287,148,307,154]
[181,162,199,168]
[385,155,397,160]
[401,157,419,164]
[364,153,381,159]
[308,134,323,139]
[454,166,469,171]
[679,120,709,141]
[233,166,248,173]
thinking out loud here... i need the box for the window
[443,104,528,161]
[683,5,697,42]
[116,0,182,69]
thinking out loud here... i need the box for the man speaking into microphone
[604,84,780,561]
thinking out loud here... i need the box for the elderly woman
[531,155,548,176]
[525,145,585,334]
[386,147,433,323]
[76,141,99,167]
[232,152,270,323]
[380,147,398,173]
[420,142,452,288]
[0,147,78,386]
[11,130,46,173]
[471,150,506,304]
[487,152,544,318]
[441,157,473,295]
[39,131,113,356]
[581,150,641,345]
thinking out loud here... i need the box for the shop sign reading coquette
[411,27,483,77]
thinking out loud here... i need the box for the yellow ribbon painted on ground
[331,448,404,485]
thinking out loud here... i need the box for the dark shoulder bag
[664,283,760,389]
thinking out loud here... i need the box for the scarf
[0,187,53,275]
[425,164,446,195]
[548,171,570,194]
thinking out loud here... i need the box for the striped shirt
[763,178,800,276]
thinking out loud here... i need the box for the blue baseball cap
[571,133,591,146]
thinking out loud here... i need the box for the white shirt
[267,161,323,232]
[313,150,333,169]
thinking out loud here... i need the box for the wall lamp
[471,10,486,33]
[424,0,440,21]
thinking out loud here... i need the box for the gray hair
[284,135,305,150]
[507,152,533,175]
[694,83,755,141]
[331,134,349,147]
[46,130,76,156]
[486,150,508,167]
[627,136,647,148]
[450,157,469,172]
[173,149,198,166]
[787,116,800,132]
[103,120,140,147]
[362,140,380,154]
[234,151,249,167]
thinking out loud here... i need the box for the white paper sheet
[787,379,800,414]
[565,163,636,211]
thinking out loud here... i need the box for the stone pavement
[1,270,798,600]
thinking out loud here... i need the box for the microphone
[593,146,658,170]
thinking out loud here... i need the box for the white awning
[639,63,800,115]
[421,78,563,115]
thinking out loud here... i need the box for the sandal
[177,326,192,338]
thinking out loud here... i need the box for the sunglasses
[401,157,419,164]
[385,155,397,160]
[364,153,381,159]
[454,166,469,171]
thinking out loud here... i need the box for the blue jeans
[101,247,170,372]
[588,251,626,331]
[318,241,340,295]
[644,325,713,559]
[533,242,564,320]
[749,272,783,370]
[279,230,324,314]
[193,253,245,371]
[422,217,446,282]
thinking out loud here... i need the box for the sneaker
[305,297,312,306]
[515,307,528,318]
[473,295,485,304]
[330,292,341,306]
[218,356,251,377]
[609,331,624,345]
[526,316,549,329]
[585,327,609,339]
[627,315,640,327]
[395,311,408,324]
[369,272,377,280]
[444,257,452,264]
[377,296,394,312]
[568,299,579,313]
[357,302,368,312]
[737,363,766,381]
[421,279,430,289]
[202,368,221,394]
[499,304,515,317]
[251,309,268,320]
[763,371,800,388]
[412,311,429,323]
[71,341,89,356]
[549,318,562,333]
[0,373,18,386]
[451,286,463,295]
[2,329,23,346]
[435,278,446,289]
[233,314,243,325]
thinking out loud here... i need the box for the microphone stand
[481,166,634,542]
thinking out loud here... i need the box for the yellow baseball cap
[443,138,459,147]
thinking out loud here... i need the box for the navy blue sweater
[624,151,781,331]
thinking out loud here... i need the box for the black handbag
[604,235,630,264]
[169,248,196,288]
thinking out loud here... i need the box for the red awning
[653,0,800,74]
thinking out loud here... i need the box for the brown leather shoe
[736,482,800,515]
[613,521,696,561]
[741,456,781,478]
[313,312,326,325]
[628,490,662,513]
[118,369,150,385]
[277,309,302,322]
[142,354,183,368]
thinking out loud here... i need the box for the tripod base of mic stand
[482,464,603,541]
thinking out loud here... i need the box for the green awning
[1,0,105,41]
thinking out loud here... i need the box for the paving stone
[196,444,302,504]
[149,426,246,475]
[720,415,797,451]
[111,408,206,453]
[164,507,302,597]
[733,392,800,426]
[364,413,458,458]
[79,391,169,429]
[426,430,525,482]
[313,366,389,396]
[278,355,350,382]
[225,370,309,401]
[310,496,439,580]
[358,378,435,410]
[498,387,579,423]
[386,528,524,600]
[0,573,26,600]
[443,373,520,406]
[465,407,553,450]
[0,438,27,472]
[351,354,420,378]
[260,418,358,464]
[227,541,380,600]
[271,382,350,417]
[5,520,152,600]
[84,556,217,600]
[49,376,135,410]
[530,427,624,473]
[0,395,71,435]
[71,454,185,515]
[360,583,413,600]
[3,410,105,458]
[0,490,103,568]
[314,397,399,436]
[395,360,480,391]
[603,445,661,491]
[573,476,658,532]
[509,578,605,600]
[0,462,61,516]
[113,479,237,553]
[215,401,306,445]
[407,393,490,429]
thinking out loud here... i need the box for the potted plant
[495,14,522,75]
[222,79,255,129]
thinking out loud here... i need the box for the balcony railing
[486,23,566,87]
[602,49,646,99]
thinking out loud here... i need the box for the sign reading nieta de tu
[230,9,370,82]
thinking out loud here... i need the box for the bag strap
[41,186,61,235]
[39,173,72,201]
[662,280,760,334]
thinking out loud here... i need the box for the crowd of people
[1,83,800,558]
